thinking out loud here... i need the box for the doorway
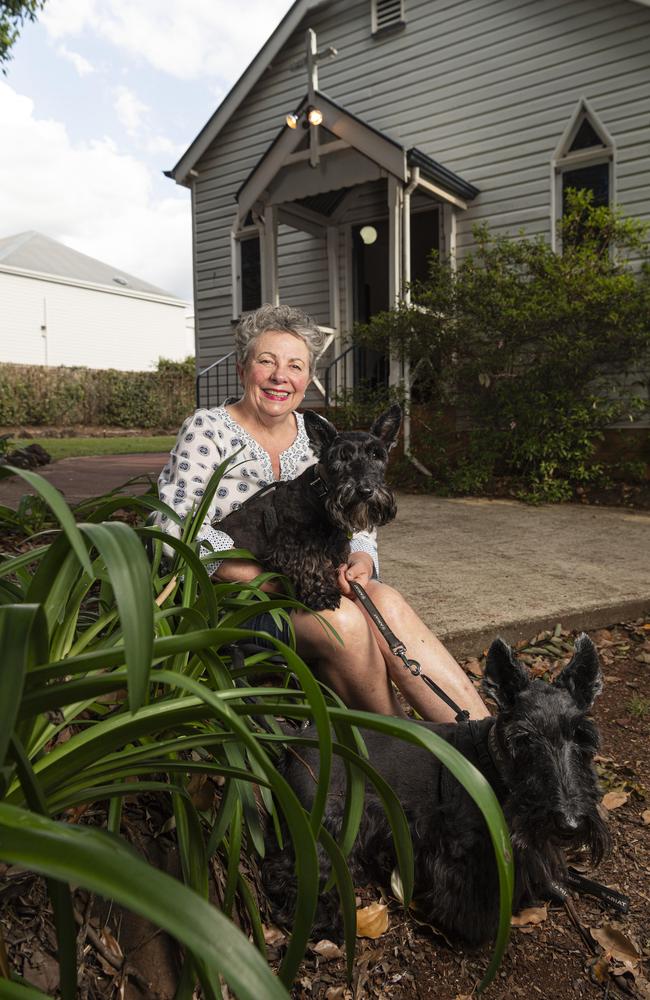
[352,220,389,390]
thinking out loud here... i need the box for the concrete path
[381,493,650,656]
[1,455,648,656]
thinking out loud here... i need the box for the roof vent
[113,276,129,286]
[372,0,405,36]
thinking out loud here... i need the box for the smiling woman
[155,303,489,724]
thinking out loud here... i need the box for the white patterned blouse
[156,406,379,575]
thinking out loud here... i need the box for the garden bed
[1,621,648,999]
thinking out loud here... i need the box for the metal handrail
[323,344,355,408]
[195,350,236,408]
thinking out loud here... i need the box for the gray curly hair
[235,304,326,376]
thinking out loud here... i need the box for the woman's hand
[213,558,281,592]
[336,551,374,597]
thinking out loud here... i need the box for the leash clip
[394,644,422,676]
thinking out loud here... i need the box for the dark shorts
[241,611,292,650]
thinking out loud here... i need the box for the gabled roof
[235,91,478,222]
[168,0,328,185]
[167,0,650,186]
[0,231,183,302]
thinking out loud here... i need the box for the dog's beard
[324,486,397,534]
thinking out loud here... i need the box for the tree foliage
[0,0,44,67]
[354,190,650,501]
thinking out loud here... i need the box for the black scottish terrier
[217,404,401,610]
[263,634,610,946]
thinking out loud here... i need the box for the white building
[0,231,191,371]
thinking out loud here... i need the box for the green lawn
[27,436,175,461]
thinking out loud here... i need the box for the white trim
[371,0,405,34]
[327,225,341,334]
[232,224,262,316]
[416,174,468,211]
[387,175,403,386]
[0,264,186,307]
[285,138,350,164]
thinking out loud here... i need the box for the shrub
[0,465,513,995]
[353,190,650,501]
[0,358,195,429]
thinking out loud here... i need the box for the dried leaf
[390,868,404,903]
[356,901,389,939]
[601,790,629,810]
[262,925,285,947]
[591,924,641,971]
[325,988,350,1000]
[463,657,483,677]
[511,905,548,926]
[312,939,343,960]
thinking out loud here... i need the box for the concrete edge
[442,598,650,660]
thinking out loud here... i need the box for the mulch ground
[1,622,648,999]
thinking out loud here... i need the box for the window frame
[550,98,615,251]
[231,223,262,320]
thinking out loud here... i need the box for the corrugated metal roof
[0,231,183,300]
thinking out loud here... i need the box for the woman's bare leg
[292,598,405,716]
[362,581,490,722]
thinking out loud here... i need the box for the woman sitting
[157,303,488,723]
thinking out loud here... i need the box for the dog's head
[482,635,609,860]
[303,404,401,532]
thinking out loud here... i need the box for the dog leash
[349,581,470,723]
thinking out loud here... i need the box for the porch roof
[235,91,479,224]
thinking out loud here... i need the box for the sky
[1,0,295,303]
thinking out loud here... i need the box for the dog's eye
[371,447,385,461]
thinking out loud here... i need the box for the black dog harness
[215,465,332,559]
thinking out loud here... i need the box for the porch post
[387,175,403,387]
[327,226,340,337]
[442,203,458,269]
[260,205,279,305]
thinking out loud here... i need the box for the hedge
[0,361,195,429]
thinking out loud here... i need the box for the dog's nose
[553,812,579,835]
[357,485,374,499]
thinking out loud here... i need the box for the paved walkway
[1,454,648,656]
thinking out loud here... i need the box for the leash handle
[349,581,469,723]
[566,868,630,914]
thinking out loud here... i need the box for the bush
[0,467,513,995]
[354,190,650,501]
[0,358,195,429]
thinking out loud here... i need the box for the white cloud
[57,43,94,76]
[0,81,192,300]
[40,0,295,82]
[144,134,185,157]
[113,84,149,135]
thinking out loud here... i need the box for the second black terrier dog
[263,634,610,946]
[217,404,401,610]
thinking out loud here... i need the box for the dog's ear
[554,633,602,710]
[303,410,338,456]
[482,638,530,709]
[370,403,402,450]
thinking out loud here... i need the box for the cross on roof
[290,28,338,166]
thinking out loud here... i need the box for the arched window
[551,98,615,249]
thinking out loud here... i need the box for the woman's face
[239,329,311,418]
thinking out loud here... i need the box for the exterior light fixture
[360,225,378,246]
[307,106,323,126]
[286,112,300,129]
